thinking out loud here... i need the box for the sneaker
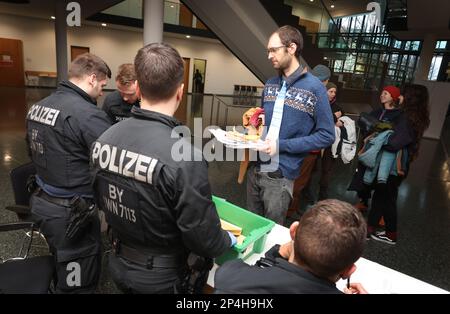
[370,231,396,245]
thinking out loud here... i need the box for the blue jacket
[359,131,408,184]
[260,68,335,180]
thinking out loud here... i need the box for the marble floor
[0,87,449,293]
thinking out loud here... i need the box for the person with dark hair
[316,82,344,200]
[368,84,430,244]
[91,43,233,294]
[26,53,112,293]
[103,63,140,123]
[215,199,368,294]
[247,25,335,225]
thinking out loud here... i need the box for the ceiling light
[51,16,55,20]
[170,5,174,8]
[324,57,328,60]
[331,4,335,8]
[310,0,314,2]
[186,35,191,38]
[102,23,107,27]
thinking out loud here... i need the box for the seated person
[214,199,368,294]
[103,63,140,123]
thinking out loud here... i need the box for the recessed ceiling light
[324,57,328,60]
[170,5,174,8]
[102,23,107,27]
[331,4,335,8]
[309,0,314,2]
[51,16,55,20]
[186,35,191,38]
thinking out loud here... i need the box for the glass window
[343,55,356,72]
[411,41,421,51]
[428,56,443,80]
[333,60,344,72]
[393,40,402,49]
[409,56,417,68]
[435,41,447,49]
[340,17,350,33]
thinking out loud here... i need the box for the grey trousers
[246,165,294,225]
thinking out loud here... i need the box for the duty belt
[112,238,184,270]
[36,188,73,207]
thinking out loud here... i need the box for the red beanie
[383,85,401,102]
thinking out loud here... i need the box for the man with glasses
[103,63,140,124]
[247,25,335,225]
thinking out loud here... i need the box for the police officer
[26,53,112,293]
[102,63,140,123]
[91,43,234,294]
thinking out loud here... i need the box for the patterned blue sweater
[260,68,335,180]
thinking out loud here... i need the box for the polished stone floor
[0,87,449,293]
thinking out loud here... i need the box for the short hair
[294,199,366,279]
[134,43,184,102]
[274,25,304,59]
[68,53,111,80]
[116,63,137,86]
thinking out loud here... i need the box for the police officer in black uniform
[26,53,112,293]
[91,43,234,294]
[214,200,368,294]
[102,63,140,124]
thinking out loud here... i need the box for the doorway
[71,46,90,61]
[192,59,206,93]
[174,57,190,123]
[0,38,24,87]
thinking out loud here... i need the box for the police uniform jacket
[102,90,140,124]
[214,245,342,294]
[91,107,231,257]
[26,81,112,195]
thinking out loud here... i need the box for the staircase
[259,0,327,69]
[181,0,329,83]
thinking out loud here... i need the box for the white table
[208,224,448,294]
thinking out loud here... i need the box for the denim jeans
[246,165,294,225]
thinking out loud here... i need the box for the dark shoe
[370,231,396,245]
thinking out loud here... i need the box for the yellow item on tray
[220,219,243,237]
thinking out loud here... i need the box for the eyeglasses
[267,45,286,55]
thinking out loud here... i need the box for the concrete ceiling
[392,0,450,40]
[292,0,374,18]
[0,0,122,20]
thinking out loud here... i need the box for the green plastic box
[212,196,275,265]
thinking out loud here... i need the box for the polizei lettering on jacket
[27,104,61,127]
[92,142,158,185]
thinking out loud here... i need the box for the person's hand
[278,241,293,259]
[334,111,343,119]
[259,114,265,126]
[335,120,344,128]
[256,138,277,156]
[227,231,237,247]
[344,283,368,294]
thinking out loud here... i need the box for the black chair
[5,162,36,221]
[0,222,54,294]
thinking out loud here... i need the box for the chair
[5,162,36,221]
[0,222,54,294]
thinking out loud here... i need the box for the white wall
[0,13,57,72]
[0,13,262,94]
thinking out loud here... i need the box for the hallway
[0,87,449,292]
